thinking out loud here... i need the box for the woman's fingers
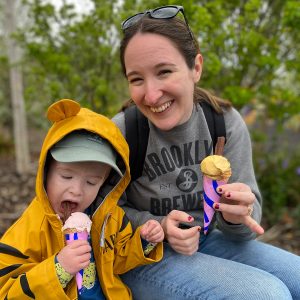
[171,225,201,240]
[213,182,264,234]
[213,201,264,235]
[218,182,251,193]
[218,185,255,205]
[161,210,195,238]
[244,216,264,235]
[214,202,251,216]
[162,211,201,255]
[168,210,195,224]
[168,226,200,255]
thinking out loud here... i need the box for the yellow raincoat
[0,99,163,299]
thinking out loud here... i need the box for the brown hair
[120,16,231,113]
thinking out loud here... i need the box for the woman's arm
[215,107,263,240]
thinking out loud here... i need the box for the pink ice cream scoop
[200,155,231,234]
[62,212,92,294]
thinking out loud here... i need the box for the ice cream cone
[200,155,231,234]
[62,212,92,294]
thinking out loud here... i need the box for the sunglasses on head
[121,5,193,40]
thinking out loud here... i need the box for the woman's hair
[120,16,231,112]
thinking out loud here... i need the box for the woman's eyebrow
[126,70,140,77]
[127,62,176,77]
[155,62,176,68]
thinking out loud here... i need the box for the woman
[112,5,300,299]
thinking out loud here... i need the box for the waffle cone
[63,228,88,234]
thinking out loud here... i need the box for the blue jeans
[121,229,300,299]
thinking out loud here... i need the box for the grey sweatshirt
[112,103,262,241]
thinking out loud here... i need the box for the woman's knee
[226,272,292,300]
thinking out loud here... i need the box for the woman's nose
[144,80,163,105]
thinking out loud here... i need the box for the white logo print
[176,169,198,192]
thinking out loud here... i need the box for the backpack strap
[200,101,226,153]
[124,105,149,181]
[124,103,226,181]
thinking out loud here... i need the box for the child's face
[46,160,111,218]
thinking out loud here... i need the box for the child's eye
[87,181,97,186]
[61,175,72,179]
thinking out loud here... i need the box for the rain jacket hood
[0,99,163,300]
[37,99,130,219]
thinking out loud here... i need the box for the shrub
[252,131,300,227]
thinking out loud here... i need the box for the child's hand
[57,240,91,275]
[140,220,164,243]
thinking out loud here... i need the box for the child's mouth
[61,201,78,221]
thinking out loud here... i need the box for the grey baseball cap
[50,130,122,176]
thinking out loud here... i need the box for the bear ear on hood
[47,99,81,122]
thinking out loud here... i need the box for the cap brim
[51,147,123,177]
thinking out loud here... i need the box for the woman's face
[124,33,202,131]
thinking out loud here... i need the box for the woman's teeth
[150,101,172,113]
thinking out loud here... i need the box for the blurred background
[0,0,299,253]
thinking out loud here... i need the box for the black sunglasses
[121,5,193,40]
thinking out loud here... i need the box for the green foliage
[223,86,255,107]
[19,0,128,123]
[252,123,300,226]
[187,0,300,114]
[13,0,299,122]
[1,0,299,223]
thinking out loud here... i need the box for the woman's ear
[193,53,203,83]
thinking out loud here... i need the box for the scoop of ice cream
[200,155,231,181]
[62,212,92,233]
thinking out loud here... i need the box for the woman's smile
[150,100,173,113]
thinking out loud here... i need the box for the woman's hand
[161,210,201,256]
[213,182,264,235]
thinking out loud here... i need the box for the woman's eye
[158,69,172,76]
[128,77,142,84]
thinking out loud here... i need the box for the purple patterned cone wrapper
[203,176,228,234]
[65,231,89,294]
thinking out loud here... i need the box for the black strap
[124,106,149,181]
[200,101,226,153]
[124,103,226,181]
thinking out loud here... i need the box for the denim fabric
[121,229,300,300]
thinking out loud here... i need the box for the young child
[0,99,164,300]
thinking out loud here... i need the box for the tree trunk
[4,0,30,174]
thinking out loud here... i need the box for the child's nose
[70,181,83,196]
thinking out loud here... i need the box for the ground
[0,129,299,254]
